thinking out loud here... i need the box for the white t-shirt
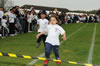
[45,24,65,46]
[80,17,86,21]
[27,14,32,23]
[0,11,4,18]
[7,12,16,23]
[37,19,49,32]
[67,16,71,20]
[1,19,7,27]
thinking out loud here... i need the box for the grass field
[0,23,100,66]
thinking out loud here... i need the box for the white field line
[88,23,97,64]
[27,53,45,65]
[27,24,87,65]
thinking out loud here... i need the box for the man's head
[12,7,16,11]
[15,6,20,10]
[0,7,4,11]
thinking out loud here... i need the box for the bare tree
[5,0,14,10]
[0,0,8,8]
[96,9,100,15]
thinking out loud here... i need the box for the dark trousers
[30,23,32,31]
[9,23,15,34]
[24,21,28,33]
[32,23,36,31]
[32,20,37,31]
[1,26,6,37]
[20,19,25,33]
[0,18,1,25]
[37,34,46,45]
[45,42,59,59]
[67,20,71,24]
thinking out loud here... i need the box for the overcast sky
[13,0,100,11]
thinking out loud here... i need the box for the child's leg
[45,43,52,59]
[53,46,60,60]
[37,34,42,43]
[36,34,42,48]
[53,46,61,64]
[42,35,47,46]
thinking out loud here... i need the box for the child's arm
[36,31,46,39]
[37,20,40,31]
[58,26,67,40]
[62,32,67,40]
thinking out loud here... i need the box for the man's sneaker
[44,60,49,65]
[0,34,1,37]
[36,43,40,48]
[1,37,6,39]
[10,34,15,36]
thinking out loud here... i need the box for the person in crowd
[0,7,4,25]
[14,6,24,34]
[7,9,16,36]
[85,15,88,23]
[36,11,49,48]
[66,14,72,24]
[79,15,86,23]
[94,15,98,23]
[24,10,28,33]
[59,13,65,24]
[0,7,4,35]
[31,10,38,32]
[27,11,33,32]
[14,6,20,19]
[36,15,66,65]
[88,15,94,23]
[38,10,42,19]
[19,9,26,33]
[97,15,100,22]
[1,16,8,38]
[72,14,79,23]
[1,6,100,39]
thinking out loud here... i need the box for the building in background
[21,5,69,13]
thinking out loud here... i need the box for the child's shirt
[0,11,4,19]
[45,24,65,46]
[7,12,16,23]
[37,19,49,32]
[1,19,7,27]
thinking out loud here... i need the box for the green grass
[0,23,100,66]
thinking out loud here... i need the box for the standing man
[0,7,4,25]
[0,7,4,35]
[8,9,16,36]
[37,10,49,48]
